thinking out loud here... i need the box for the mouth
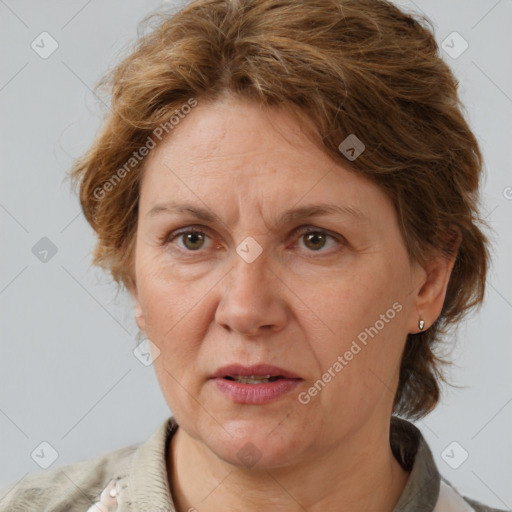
[222,375,285,384]
[211,363,302,381]
[210,364,302,404]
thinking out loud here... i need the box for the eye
[162,225,342,255]
[294,227,341,252]
[166,228,214,252]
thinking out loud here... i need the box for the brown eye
[179,231,207,251]
[296,228,340,253]
[163,226,217,256]
[302,232,328,251]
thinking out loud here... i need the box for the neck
[167,418,410,512]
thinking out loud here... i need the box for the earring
[418,319,425,331]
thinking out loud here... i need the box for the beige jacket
[0,416,508,512]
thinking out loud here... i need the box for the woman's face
[132,95,429,468]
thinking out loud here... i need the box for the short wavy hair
[69,0,489,419]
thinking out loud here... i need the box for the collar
[390,416,441,512]
[115,417,178,511]
[95,415,467,512]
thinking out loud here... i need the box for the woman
[0,0,507,510]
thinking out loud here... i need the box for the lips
[210,364,302,404]
[211,363,301,380]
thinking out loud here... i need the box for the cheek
[136,255,192,330]
[320,266,403,343]
[135,259,213,371]
[311,261,409,398]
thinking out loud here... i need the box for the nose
[215,252,288,337]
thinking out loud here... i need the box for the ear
[409,232,460,333]
[128,282,146,334]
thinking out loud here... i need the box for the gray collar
[390,416,441,512]
[120,415,441,511]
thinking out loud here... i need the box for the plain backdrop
[1,0,511,508]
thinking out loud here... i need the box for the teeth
[229,375,280,384]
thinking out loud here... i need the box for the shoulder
[436,473,511,512]
[390,417,510,512]
[463,496,511,512]
[0,443,138,512]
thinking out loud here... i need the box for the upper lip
[211,364,302,379]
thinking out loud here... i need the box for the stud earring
[418,319,425,331]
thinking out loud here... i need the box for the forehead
[139,96,393,224]
[143,96,331,176]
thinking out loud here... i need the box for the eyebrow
[146,201,367,227]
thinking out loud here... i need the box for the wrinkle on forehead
[146,95,326,170]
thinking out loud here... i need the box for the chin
[213,434,301,470]
[198,413,310,470]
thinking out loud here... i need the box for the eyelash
[160,225,343,257]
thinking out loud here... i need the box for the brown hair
[68,0,489,419]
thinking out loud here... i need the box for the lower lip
[212,377,301,404]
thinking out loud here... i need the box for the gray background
[1,0,511,508]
